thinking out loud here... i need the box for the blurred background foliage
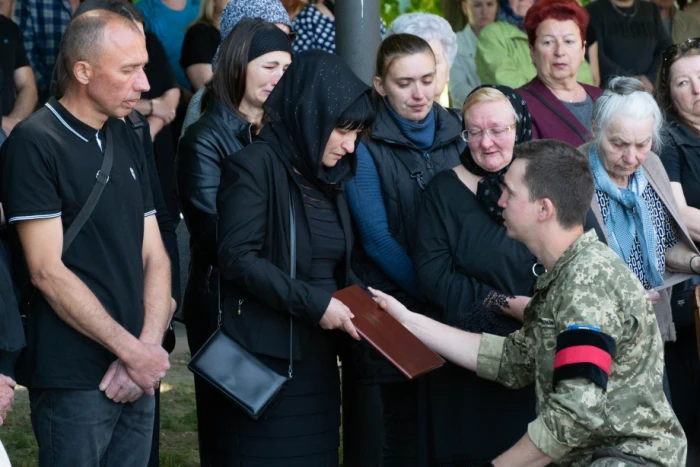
[381,0,442,25]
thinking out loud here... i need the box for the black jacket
[352,101,464,307]
[175,97,252,352]
[216,141,357,360]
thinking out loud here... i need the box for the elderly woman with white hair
[389,12,457,103]
[581,76,700,348]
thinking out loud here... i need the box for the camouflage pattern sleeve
[477,325,535,389]
[528,285,623,460]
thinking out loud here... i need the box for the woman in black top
[216,49,373,465]
[180,0,229,90]
[656,40,700,462]
[175,19,292,466]
[413,84,537,464]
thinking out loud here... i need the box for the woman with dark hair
[175,18,292,465]
[216,49,373,465]
[345,33,464,466]
[413,84,537,464]
[655,39,700,461]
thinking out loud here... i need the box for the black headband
[248,27,293,62]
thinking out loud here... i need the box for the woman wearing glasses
[412,84,537,465]
[655,38,700,461]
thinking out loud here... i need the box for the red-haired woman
[518,0,603,146]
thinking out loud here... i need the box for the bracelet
[690,255,700,275]
[148,99,154,116]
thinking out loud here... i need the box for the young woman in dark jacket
[216,50,373,465]
[174,18,292,466]
[344,33,465,467]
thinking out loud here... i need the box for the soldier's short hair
[514,140,594,229]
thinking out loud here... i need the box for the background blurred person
[655,38,700,463]
[652,0,700,45]
[176,19,292,465]
[13,0,75,104]
[180,0,233,91]
[413,84,536,464]
[449,0,498,108]
[389,13,457,105]
[0,11,36,139]
[586,0,672,91]
[518,0,603,146]
[291,0,385,55]
[180,0,292,136]
[476,0,593,89]
[216,50,373,466]
[135,0,200,89]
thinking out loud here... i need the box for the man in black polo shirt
[0,10,172,467]
[0,12,36,136]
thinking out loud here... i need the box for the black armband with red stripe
[553,329,616,391]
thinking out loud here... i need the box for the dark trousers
[665,328,700,466]
[380,380,428,467]
[341,364,383,467]
[29,388,155,467]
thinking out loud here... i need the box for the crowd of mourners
[1,0,700,466]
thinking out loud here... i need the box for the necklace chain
[610,0,638,19]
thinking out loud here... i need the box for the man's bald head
[60,9,141,82]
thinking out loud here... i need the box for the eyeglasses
[662,37,700,63]
[461,123,517,143]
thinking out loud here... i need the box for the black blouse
[414,169,539,335]
[180,22,220,70]
[293,172,346,294]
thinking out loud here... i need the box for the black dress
[413,169,537,465]
[218,173,345,466]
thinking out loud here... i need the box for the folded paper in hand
[332,285,445,379]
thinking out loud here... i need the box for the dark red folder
[332,285,445,379]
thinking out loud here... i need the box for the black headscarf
[259,50,371,197]
[460,84,532,223]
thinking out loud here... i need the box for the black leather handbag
[187,198,296,420]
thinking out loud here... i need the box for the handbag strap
[214,190,296,379]
[288,191,295,379]
[522,85,588,144]
[63,125,114,255]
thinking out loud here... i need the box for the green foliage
[381,0,442,26]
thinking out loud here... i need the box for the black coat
[216,141,357,360]
[175,97,252,352]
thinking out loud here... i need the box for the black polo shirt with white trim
[0,97,154,389]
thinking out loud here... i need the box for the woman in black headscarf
[215,50,374,465]
[413,84,537,465]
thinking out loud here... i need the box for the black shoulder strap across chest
[126,110,145,144]
[62,125,114,255]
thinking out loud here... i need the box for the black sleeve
[1,131,62,223]
[647,3,674,83]
[585,19,597,46]
[412,183,493,325]
[216,152,331,325]
[144,33,178,99]
[136,114,180,301]
[9,20,29,70]
[180,23,220,70]
[660,132,683,183]
[175,122,242,266]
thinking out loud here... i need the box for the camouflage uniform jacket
[476,231,687,466]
